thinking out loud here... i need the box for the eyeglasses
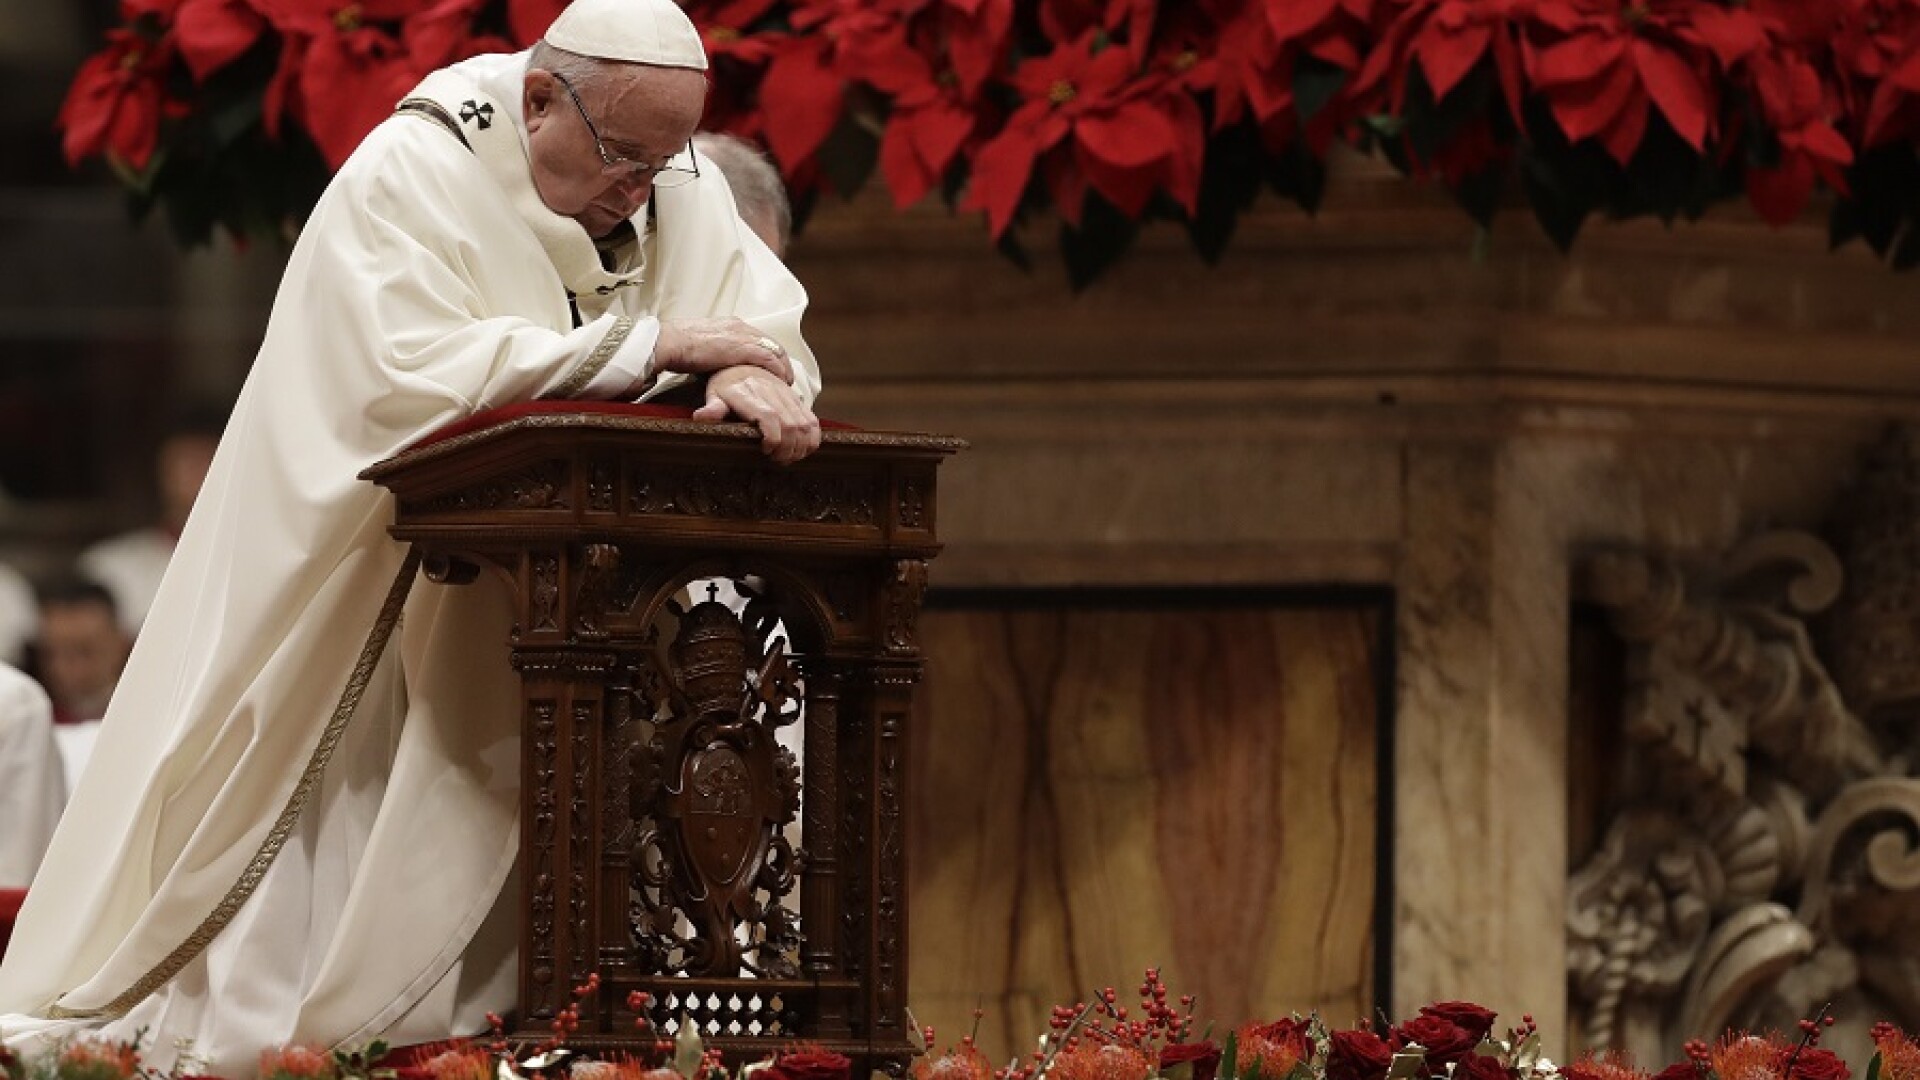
[550,71,701,188]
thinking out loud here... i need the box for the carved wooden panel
[907,597,1385,1063]
[364,416,964,1073]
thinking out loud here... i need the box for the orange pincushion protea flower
[572,1061,672,1080]
[420,1047,497,1080]
[260,1044,338,1080]
[913,1046,995,1080]
[1874,1028,1920,1080]
[1562,1051,1650,1080]
[1049,1044,1155,1080]
[1708,1036,1787,1080]
[1235,1025,1305,1080]
[56,1041,141,1080]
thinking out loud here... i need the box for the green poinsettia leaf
[1185,122,1262,263]
[1060,194,1138,291]
[1268,142,1326,215]
[1293,56,1347,123]
[994,226,1033,272]
[1453,168,1504,229]
[1402,66,1492,166]
[1889,222,1920,270]
[204,91,265,151]
[817,106,879,198]
[1363,114,1408,139]
[1522,152,1591,252]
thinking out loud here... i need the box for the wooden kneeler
[364,404,963,1073]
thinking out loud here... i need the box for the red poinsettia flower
[961,31,1177,235]
[1210,0,1373,152]
[1270,0,1378,73]
[687,0,784,64]
[684,0,788,137]
[58,27,178,169]
[1815,0,1920,146]
[254,0,435,167]
[1141,0,1225,94]
[870,40,989,207]
[1209,1,1287,130]
[120,0,186,21]
[405,0,507,71]
[1742,49,1853,224]
[1523,0,1763,164]
[758,0,915,172]
[1354,0,1530,129]
[926,0,1016,97]
[506,0,567,45]
[171,0,268,79]
[1038,0,1159,68]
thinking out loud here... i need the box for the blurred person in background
[78,409,224,637]
[0,662,62,891]
[693,132,791,259]
[35,578,127,726]
[0,566,35,671]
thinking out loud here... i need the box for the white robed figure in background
[0,0,823,1072]
[0,663,63,890]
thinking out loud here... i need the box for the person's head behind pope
[521,0,710,240]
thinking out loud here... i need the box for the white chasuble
[0,664,63,890]
[0,50,817,1077]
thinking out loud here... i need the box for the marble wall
[908,602,1383,1062]
[787,175,1920,1050]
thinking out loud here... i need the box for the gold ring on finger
[755,335,783,355]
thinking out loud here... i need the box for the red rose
[1418,1003,1496,1043]
[1162,1042,1224,1080]
[1327,1031,1395,1080]
[1393,1017,1476,1070]
[1456,1056,1509,1080]
[1787,1049,1850,1080]
[769,1050,853,1080]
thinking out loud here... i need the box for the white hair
[528,40,607,91]
[693,132,792,253]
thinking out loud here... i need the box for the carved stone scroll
[1569,424,1920,1062]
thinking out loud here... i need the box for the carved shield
[682,747,757,886]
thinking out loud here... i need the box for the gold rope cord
[547,315,636,400]
[47,547,424,1020]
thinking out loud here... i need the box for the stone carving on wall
[1568,425,1920,1063]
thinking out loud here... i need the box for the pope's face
[524,62,706,239]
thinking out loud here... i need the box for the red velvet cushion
[411,400,855,452]
[411,401,696,450]
[0,887,24,961]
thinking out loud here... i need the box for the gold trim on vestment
[46,548,424,1021]
[545,316,635,400]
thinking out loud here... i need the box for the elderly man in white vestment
[0,0,823,1073]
